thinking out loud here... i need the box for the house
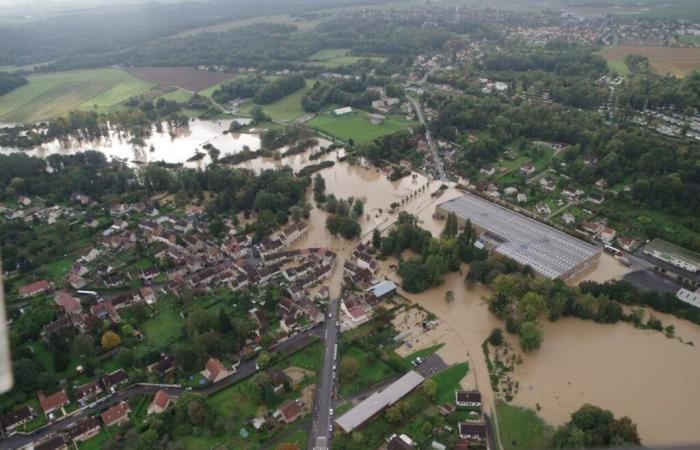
[0,406,35,433]
[66,417,101,443]
[562,186,583,199]
[347,306,368,324]
[480,165,495,177]
[101,401,131,427]
[539,176,556,191]
[147,389,171,415]
[583,155,598,166]
[535,202,551,216]
[79,248,100,263]
[18,280,52,298]
[618,236,638,252]
[42,316,73,336]
[387,434,416,450]
[458,422,486,442]
[34,435,69,450]
[519,163,535,175]
[368,280,397,300]
[68,273,87,289]
[516,193,527,204]
[561,213,576,225]
[368,113,386,125]
[202,357,231,383]
[587,191,604,204]
[455,390,481,408]
[75,380,102,405]
[581,221,601,235]
[139,286,157,305]
[331,106,353,116]
[54,291,82,316]
[277,401,302,424]
[149,355,176,377]
[599,227,617,244]
[101,369,128,392]
[37,390,70,417]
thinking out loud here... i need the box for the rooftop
[335,370,424,433]
[438,194,599,279]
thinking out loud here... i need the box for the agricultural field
[173,14,318,38]
[598,45,700,77]
[304,48,386,69]
[308,109,414,143]
[240,79,315,122]
[124,66,236,92]
[0,68,153,123]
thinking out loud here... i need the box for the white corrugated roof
[335,370,424,433]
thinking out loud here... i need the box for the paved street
[309,298,340,450]
[1,326,322,450]
[407,95,446,181]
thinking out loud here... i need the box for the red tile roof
[151,389,170,410]
[204,357,226,381]
[101,401,130,426]
[37,390,69,413]
[280,401,302,422]
[19,280,50,297]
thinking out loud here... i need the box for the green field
[308,109,413,143]
[142,304,184,348]
[338,344,401,397]
[496,400,552,450]
[159,88,193,102]
[241,79,316,122]
[305,48,386,68]
[283,340,324,371]
[606,59,631,76]
[0,68,154,123]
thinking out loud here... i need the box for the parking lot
[414,353,448,377]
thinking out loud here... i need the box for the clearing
[496,400,552,450]
[598,45,700,77]
[240,79,316,121]
[173,14,318,38]
[305,48,386,69]
[308,109,413,143]
[124,66,236,92]
[0,68,153,123]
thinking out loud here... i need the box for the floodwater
[1,119,259,168]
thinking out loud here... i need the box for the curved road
[1,328,321,450]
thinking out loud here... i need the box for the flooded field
[1,119,259,167]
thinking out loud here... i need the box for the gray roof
[370,280,397,298]
[335,371,424,433]
[438,194,599,279]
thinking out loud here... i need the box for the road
[309,298,340,450]
[407,95,446,181]
[1,327,321,450]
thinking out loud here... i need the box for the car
[329,424,333,432]
[329,408,334,415]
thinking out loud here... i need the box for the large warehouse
[436,194,600,280]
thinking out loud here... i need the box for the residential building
[147,389,171,415]
[37,390,70,417]
[101,369,128,392]
[458,422,486,442]
[277,401,302,424]
[387,434,416,450]
[66,417,101,443]
[332,106,353,116]
[34,435,68,450]
[75,381,102,405]
[455,390,481,408]
[202,357,231,383]
[101,401,130,427]
[0,406,35,433]
[18,280,52,298]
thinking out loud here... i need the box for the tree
[519,321,543,352]
[488,328,504,346]
[553,404,640,448]
[218,309,233,334]
[339,356,359,381]
[101,331,122,350]
[385,401,405,423]
[442,211,459,238]
[372,228,381,249]
[256,350,271,369]
[137,429,158,450]
[423,379,437,401]
[445,290,455,303]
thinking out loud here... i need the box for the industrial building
[642,238,700,274]
[436,194,600,280]
[335,371,424,433]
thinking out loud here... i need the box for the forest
[0,72,27,96]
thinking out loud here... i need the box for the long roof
[438,194,599,279]
[335,371,424,433]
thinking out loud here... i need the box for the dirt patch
[124,66,235,91]
[392,307,452,357]
[599,45,700,77]
[283,366,315,386]
[301,384,316,414]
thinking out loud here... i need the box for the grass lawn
[159,88,193,102]
[78,430,113,450]
[433,362,469,404]
[496,400,552,450]
[308,109,413,144]
[28,340,82,380]
[401,344,444,362]
[249,79,316,122]
[282,340,323,371]
[142,304,184,348]
[305,48,386,69]
[206,377,263,419]
[338,344,400,398]
[40,257,74,282]
[0,68,154,122]
[277,430,308,449]
[606,59,631,76]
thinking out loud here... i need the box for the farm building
[331,106,353,116]
[436,194,600,280]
